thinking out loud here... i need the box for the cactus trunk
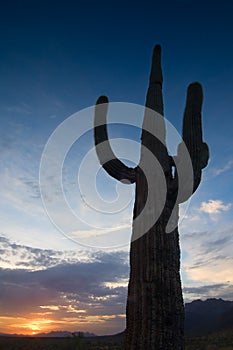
[94,44,209,350]
[125,174,184,349]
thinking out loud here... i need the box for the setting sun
[0,316,56,336]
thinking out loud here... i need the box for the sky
[0,0,233,336]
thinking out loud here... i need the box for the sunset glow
[0,316,54,335]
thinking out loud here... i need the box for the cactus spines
[94,45,209,349]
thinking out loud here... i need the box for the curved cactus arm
[175,82,209,202]
[94,96,136,184]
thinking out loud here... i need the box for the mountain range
[185,298,233,335]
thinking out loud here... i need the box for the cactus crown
[94,45,209,202]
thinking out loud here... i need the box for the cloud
[4,103,32,115]
[200,199,231,215]
[183,283,233,301]
[181,227,233,285]
[18,177,41,199]
[179,197,233,238]
[0,235,99,270]
[0,134,43,218]
[0,236,129,334]
[0,259,128,334]
[1,231,233,335]
[213,159,233,176]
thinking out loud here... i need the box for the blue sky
[0,0,233,335]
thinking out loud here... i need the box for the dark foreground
[0,330,232,349]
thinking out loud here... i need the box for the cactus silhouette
[94,45,209,349]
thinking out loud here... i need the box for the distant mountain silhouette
[0,330,96,338]
[185,298,233,335]
[34,330,96,338]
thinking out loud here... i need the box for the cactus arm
[94,96,136,184]
[175,82,209,202]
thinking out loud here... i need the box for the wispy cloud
[0,236,92,270]
[183,283,233,301]
[200,199,231,215]
[213,159,233,176]
[181,227,233,285]
[4,102,32,115]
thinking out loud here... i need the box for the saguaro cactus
[94,45,209,349]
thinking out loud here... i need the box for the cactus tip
[154,44,161,53]
[187,82,203,101]
[188,82,203,94]
[152,45,162,61]
[96,95,108,105]
[188,81,202,89]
